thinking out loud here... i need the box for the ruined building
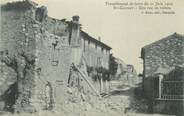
[141,33,184,114]
[0,1,111,112]
[113,58,138,85]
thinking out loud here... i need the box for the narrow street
[95,81,173,116]
[56,81,174,116]
[0,81,174,116]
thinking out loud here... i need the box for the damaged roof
[1,0,38,11]
[1,1,112,51]
[81,31,112,50]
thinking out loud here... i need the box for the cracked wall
[0,2,72,112]
[0,6,37,112]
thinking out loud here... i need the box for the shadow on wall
[0,82,18,113]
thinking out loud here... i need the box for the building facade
[0,1,112,112]
[141,33,184,79]
[80,31,111,69]
[0,1,73,112]
[141,33,184,114]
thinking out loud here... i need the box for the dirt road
[0,81,173,116]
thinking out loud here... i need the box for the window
[97,57,102,67]
[83,39,86,52]
[101,48,104,53]
[91,43,95,49]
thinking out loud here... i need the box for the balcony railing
[159,81,184,100]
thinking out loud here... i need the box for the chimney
[69,15,80,46]
[72,15,80,24]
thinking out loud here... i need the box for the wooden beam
[72,64,101,97]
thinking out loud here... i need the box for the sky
[1,0,184,73]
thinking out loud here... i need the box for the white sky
[1,0,184,73]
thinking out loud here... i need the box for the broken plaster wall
[42,17,69,39]
[33,25,72,109]
[1,1,111,112]
[114,58,138,85]
[1,4,72,112]
[1,6,37,112]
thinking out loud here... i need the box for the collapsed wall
[0,1,113,113]
[0,3,37,112]
[0,1,72,112]
[32,22,72,110]
[114,58,138,85]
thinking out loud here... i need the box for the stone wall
[141,33,184,98]
[31,22,72,110]
[0,1,113,112]
[113,58,138,85]
[43,17,69,40]
[0,2,72,112]
[142,33,184,78]
[0,5,38,112]
[153,98,184,115]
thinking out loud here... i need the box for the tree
[109,54,118,76]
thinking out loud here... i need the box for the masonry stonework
[0,1,72,112]
[0,1,112,112]
[141,33,184,78]
[141,33,184,114]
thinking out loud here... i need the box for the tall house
[68,16,112,69]
[80,31,111,69]
[69,16,81,46]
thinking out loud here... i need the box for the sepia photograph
[0,0,183,116]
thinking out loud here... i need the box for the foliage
[86,65,94,74]
[87,65,110,81]
[109,54,118,76]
